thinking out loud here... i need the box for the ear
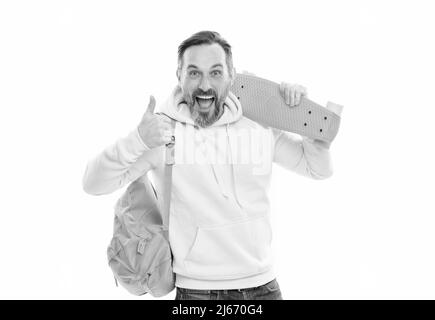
[176,68,180,82]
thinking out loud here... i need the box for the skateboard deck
[230,73,342,143]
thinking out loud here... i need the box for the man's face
[177,43,234,128]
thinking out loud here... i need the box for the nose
[199,76,211,92]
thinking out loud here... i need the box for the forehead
[182,43,227,69]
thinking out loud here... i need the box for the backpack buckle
[165,136,175,165]
[137,239,147,255]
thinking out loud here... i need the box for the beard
[192,104,222,128]
[183,85,231,128]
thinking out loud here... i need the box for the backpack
[107,117,176,297]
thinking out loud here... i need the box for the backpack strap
[161,118,176,228]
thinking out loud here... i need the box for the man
[82,31,333,300]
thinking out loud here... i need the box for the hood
[156,85,245,209]
[156,85,243,126]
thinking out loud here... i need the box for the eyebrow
[187,63,223,69]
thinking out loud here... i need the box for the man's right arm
[82,127,157,195]
[82,95,171,195]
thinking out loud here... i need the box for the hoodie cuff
[304,137,331,149]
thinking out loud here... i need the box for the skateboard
[230,73,342,143]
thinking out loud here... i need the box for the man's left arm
[272,82,333,179]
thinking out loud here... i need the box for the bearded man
[83,30,333,300]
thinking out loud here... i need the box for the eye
[189,71,199,77]
[211,70,222,77]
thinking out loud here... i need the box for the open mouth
[195,95,215,110]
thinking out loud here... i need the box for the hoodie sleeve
[82,127,161,195]
[272,128,333,179]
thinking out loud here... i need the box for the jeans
[175,279,283,300]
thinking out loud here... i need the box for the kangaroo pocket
[183,215,273,280]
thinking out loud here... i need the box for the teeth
[197,96,213,99]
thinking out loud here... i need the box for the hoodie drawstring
[209,163,229,198]
[199,128,229,199]
[226,123,243,209]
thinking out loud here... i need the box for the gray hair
[177,30,233,74]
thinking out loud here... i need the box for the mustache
[193,90,216,98]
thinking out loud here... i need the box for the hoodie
[82,85,333,290]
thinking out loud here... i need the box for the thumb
[145,95,156,115]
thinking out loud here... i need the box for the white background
[0,0,434,299]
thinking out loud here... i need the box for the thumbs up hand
[137,95,174,149]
